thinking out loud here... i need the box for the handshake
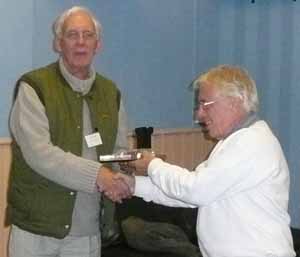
[96,150,156,203]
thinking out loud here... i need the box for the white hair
[195,65,259,113]
[52,6,102,40]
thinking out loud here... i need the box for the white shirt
[135,120,295,257]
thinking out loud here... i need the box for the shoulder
[94,73,120,97]
[227,120,281,153]
[95,73,118,88]
[16,62,60,104]
[21,62,58,79]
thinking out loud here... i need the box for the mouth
[198,121,207,129]
[202,120,211,127]
[200,120,214,133]
[74,50,88,56]
[75,52,86,56]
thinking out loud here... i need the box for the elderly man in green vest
[8,6,131,257]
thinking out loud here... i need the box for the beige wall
[0,128,215,257]
[0,138,11,257]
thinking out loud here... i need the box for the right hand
[96,166,132,203]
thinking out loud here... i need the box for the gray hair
[52,6,102,40]
[194,65,259,113]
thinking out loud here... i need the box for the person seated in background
[8,6,131,257]
[115,65,296,257]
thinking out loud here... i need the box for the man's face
[56,11,101,79]
[196,82,239,139]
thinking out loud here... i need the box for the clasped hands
[96,150,156,203]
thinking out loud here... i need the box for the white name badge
[85,132,103,148]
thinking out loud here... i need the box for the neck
[69,67,89,80]
[59,58,96,95]
[62,60,90,80]
[223,111,258,139]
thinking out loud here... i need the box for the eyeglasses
[195,100,216,110]
[63,30,97,41]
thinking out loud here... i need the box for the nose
[77,33,85,44]
[197,106,206,121]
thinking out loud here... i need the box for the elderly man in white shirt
[116,65,295,257]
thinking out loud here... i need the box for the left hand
[121,150,156,176]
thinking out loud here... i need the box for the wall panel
[0,139,11,257]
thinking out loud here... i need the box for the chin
[73,60,89,66]
[72,62,90,70]
[207,130,215,138]
[208,131,221,140]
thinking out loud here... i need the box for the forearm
[134,176,195,208]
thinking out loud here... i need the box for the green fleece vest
[8,62,120,238]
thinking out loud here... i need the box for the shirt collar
[227,111,260,137]
[59,58,96,95]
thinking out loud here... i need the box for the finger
[117,174,135,194]
[104,190,122,203]
[109,180,130,199]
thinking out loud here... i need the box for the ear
[231,97,245,114]
[53,38,62,53]
[94,39,102,54]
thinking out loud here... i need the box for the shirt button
[70,191,75,196]
[77,125,80,129]
[64,225,70,229]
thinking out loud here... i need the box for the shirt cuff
[134,176,153,198]
[76,159,102,193]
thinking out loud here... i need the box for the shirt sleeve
[147,130,274,206]
[134,175,196,208]
[114,100,129,152]
[10,82,101,193]
[111,99,129,171]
